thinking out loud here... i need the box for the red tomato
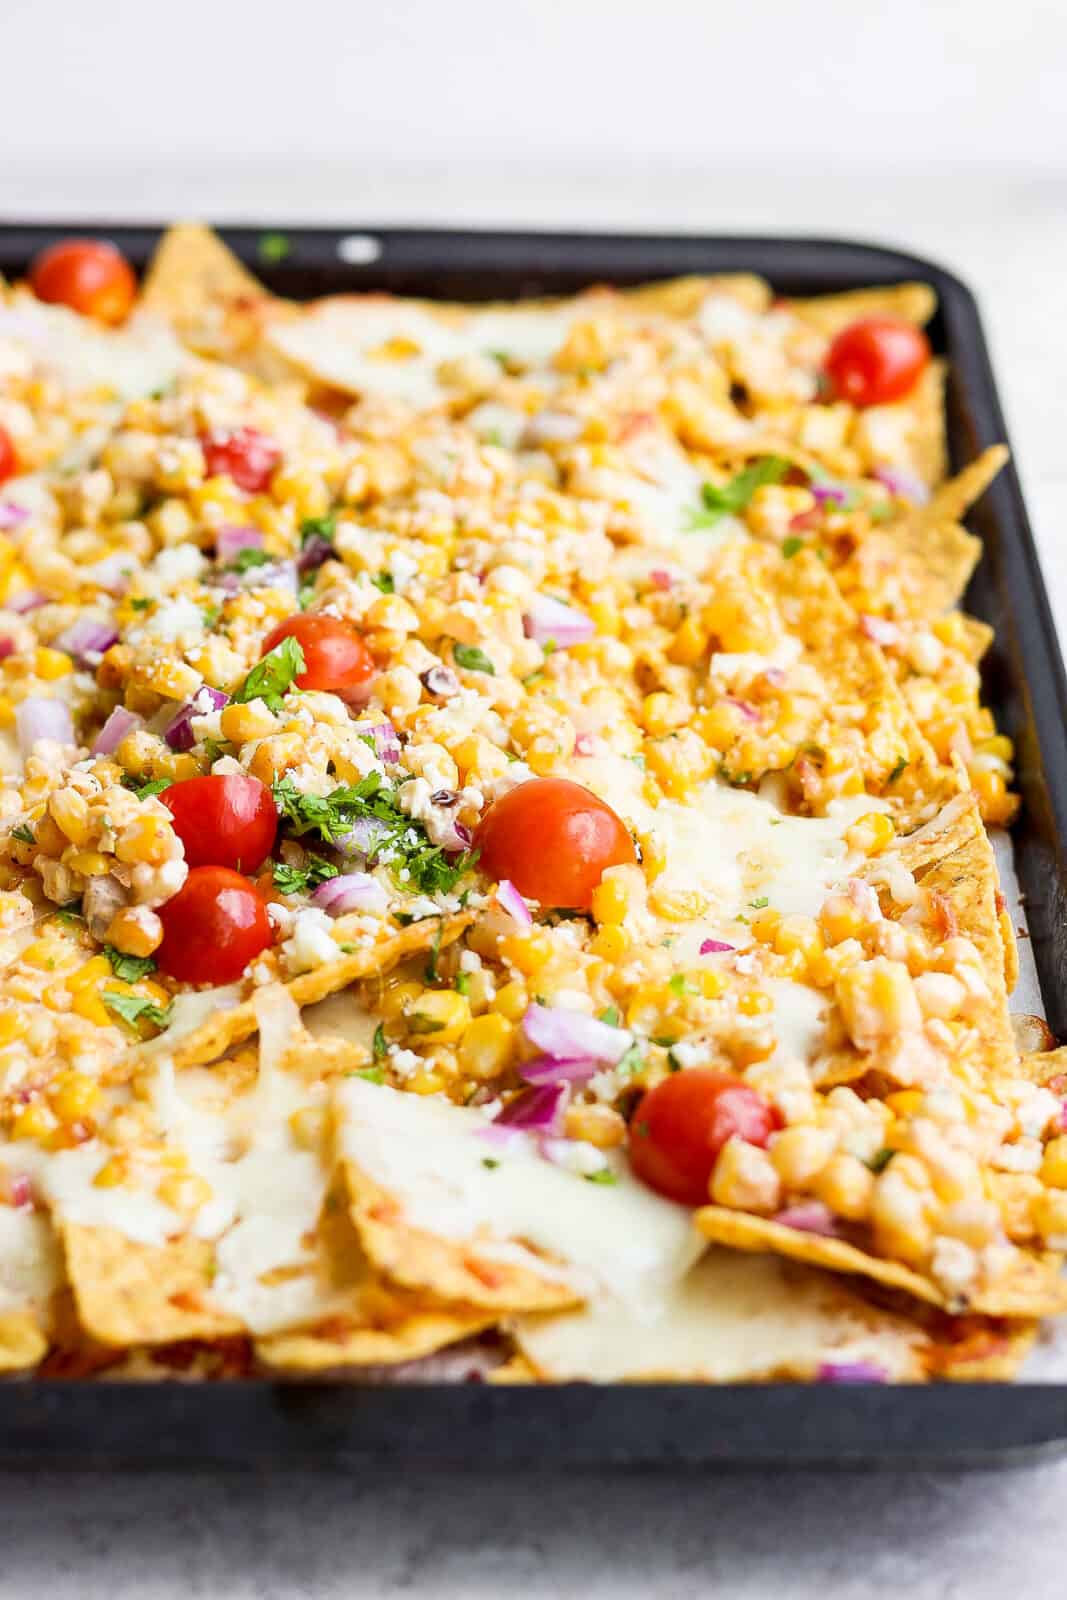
[260,613,376,698]
[161,773,277,874]
[28,239,137,325]
[156,866,273,984]
[200,426,282,494]
[823,317,931,407]
[474,777,636,910]
[628,1070,781,1206]
[0,426,16,487]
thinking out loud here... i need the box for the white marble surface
[5,69,1067,1595]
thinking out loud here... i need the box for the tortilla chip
[695,1207,1067,1317]
[146,916,470,1071]
[924,444,1009,526]
[0,1310,48,1371]
[139,223,286,367]
[790,283,937,337]
[1018,1045,1067,1090]
[513,1248,929,1382]
[63,1223,241,1347]
[619,273,772,318]
[257,1300,492,1373]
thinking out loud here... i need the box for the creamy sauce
[267,303,469,405]
[0,302,184,399]
[335,1079,703,1309]
[0,1207,62,1315]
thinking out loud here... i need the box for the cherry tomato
[0,426,17,487]
[628,1069,781,1206]
[474,777,636,910]
[260,613,376,698]
[823,317,931,408]
[156,866,273,984]
[200,426,282,494]
[161,773,277,874]
[28,239,137,325]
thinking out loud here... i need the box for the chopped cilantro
[487,349,511,367]
[228,547,272,574]
[720,766,753,787]
[232,635,306,712]
[103,991,172,1031]
[370,570,395,594]
[270,855,339,896]
[133,777,173,800]
[668,973,687,996]
[666,1048,683,1072]
[454,971,471,996]
[615,1041,644,1077]
[372,1023,388,1061]
[53,904,85,928]
[453,642,495,675]
[585,1168,618,1185]
[298,576,317,610]
[598,1005,620,1027]
[258,231,291,263]
[868,500,896,525]
[128,596,152,612]
[352,1066,385,1085]
[424,920,445,983]
[10,824,34,844]
[749,896,769,910]
[687,456,789,529]
[200,605,221,630]
[887,757,908,785]
[482,1157,501,1170]
[103,946,157,983]
[781,536,804,559]
[867,1147,895,1174]
[300,515,336,546]
[408,1012,444,1035]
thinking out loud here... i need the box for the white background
[4,3,1067,1597]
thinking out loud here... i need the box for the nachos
[0,227,1055,1384]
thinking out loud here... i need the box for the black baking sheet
[1,223,1066,1466]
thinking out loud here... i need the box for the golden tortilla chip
[695,1206,1067,1317]
[618,273,772,318]
[924,444,1009,526]
[0,1310,48,1372]
[1018,1045,1067,1089]
[790,282,937,337]
[147,916,470,1071]
[63,1224,241,1347]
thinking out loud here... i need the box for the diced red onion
[860,614,901,648]
[496,879,532,927]
[874,466,929,505]
[520,1054,600,1087]
[216,524,262,564]
[700,938,735,955]
[16,696,74,754]
[9,1174,32,1210]
[817,1361,888,1384]
[243,559,297,593]
[763,667,786,687]
[0,638,14,661]
[523,1002,632,1064]
[573,731,596,757]
[0,504,30,531]
[1059,1098,1067,1132]
[724,695,760,724]
[311,872,388,916]
[6,590,47,615]
[297,535,334,575]
[493,1083,567,1133]
[811,481,851,508]
[523,594,595,650]
[440,819,473,853]
[649,569,673,591]
[360,721,400,763]
[91,706,143,756]
[164,686,229,752]
[336,815,393,861]
[53,617,119,665]
[772,1201,840,1237]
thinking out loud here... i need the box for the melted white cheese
[267,302,469,405]
[335,1079,703,1309]
[0,302,184,399]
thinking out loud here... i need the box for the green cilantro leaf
[887,757,908,785]
[228,547,273,575]
[258,232,291,263]
[598,1005,620,1027]
[868,500,896,525]
[482,1157,501,1170]
[132,777,173,800]
[867,1147,895,1174]
[352,1066,385,1084]
[103,990,172,1031]
[781,536,804,559]
[584,1169,618,1186]
[687,456,789,530]
[10,824,34,844]
[373,1023,388,1061]
[616,1041,644,1077]
[233,635,306,713]
[300,515,336,546]
[270,855,339,896]
[453,642,495,675]
[103,946,157,983]
[128,596,152,612]
[370,570,395,594]
[749,896,769,910]
[424,920,445,983]
[454,971,471,996]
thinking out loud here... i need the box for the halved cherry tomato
[474,777,636,910]
[260,613,376,698]
[200,426,282,494]
[161,773,277,874]
[156,866,273,984]
[823,316,931,408]
[28,239,137,325]
[628,1069,781,1206]
[0,426,17,487]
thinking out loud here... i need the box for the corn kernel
[0,1008,28,1047]
[649,888,707,922]
[12,1102,58,1143]
[491,980,529,1022]
[105,906,163,958]
[408,1070,446,1096]
[458,1013,515,1080]
[49,1071,102,1122]
[499,931,553,975]
[220,701,279,744]
[710,1138,781,1212]
[750,908,782,945]
[589,924,630,960]
[591,874,630,926]
[406,989,471,1045]
[813,1153,874,1221]
[773,915,823,963]
[818,895,866,946]
[66,955,112,993]
[770,1125,835,1188]
[1040,1136,1067,1189]
[71,989,113,1027]
[289,1107,328,1151]
[667,616,707,667]
[115,814,173,866]
[845,811,895,855]
[738,989,773,1017]
[65,851,111,877]
[564,1104,627,1148]
[885,1089,923,1118]
[34,647,74,681]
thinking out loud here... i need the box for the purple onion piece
[496,879,532,927]
[360,721,400,764]
[860,614,901,648]
[0,504,30,532]
[523,594,596,650]
[520,1055,600,1087]
[216,524,263,564]
[53,617,119,666]
[6,590,48,615]
[817,1361,888,1384]
[493,1083,567,1133]
[336,815,393,862]
[649,569,673,591]
[699,938,735,955]
[91,706,144,757]
[724,695,760,724]
[810,481,852,508]
[16,696,74,755]
[311,872,388,916]
[164,686,229,752]
[573,731,595,757]
[296,534,334,575]
[772,1202,840,1237]
[0,638,14,661]
[873,466,930,505]
[523,1002,632,1065]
